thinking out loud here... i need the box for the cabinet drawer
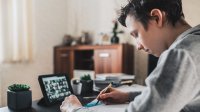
[57,50,70,57]
[54,49,71,76]
[98,52,110,58]
[94,49,122,74]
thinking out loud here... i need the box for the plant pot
[80,80,93,96]
[7,90,32,110]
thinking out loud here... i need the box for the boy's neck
[167,19,191,48]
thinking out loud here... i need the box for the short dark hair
[118,0,184,30]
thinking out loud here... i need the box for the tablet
[38,74,73,105]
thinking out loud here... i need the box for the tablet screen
[42,76,71,102]
[38,74,73,105]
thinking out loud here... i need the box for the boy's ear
[150,9,165,27]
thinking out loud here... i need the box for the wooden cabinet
[95,49,120,74]
[54,44,134,79]
[54,48,73,78]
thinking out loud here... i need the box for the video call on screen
[42,76,71,102]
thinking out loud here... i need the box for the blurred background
[0,0,200,107]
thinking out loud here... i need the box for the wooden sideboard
[54,44,134,79]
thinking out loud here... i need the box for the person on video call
[60,0,200,112]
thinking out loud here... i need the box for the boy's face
[125,15,167,57]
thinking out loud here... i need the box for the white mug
[71,79,82,95]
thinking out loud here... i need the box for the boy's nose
[136,42,144,50]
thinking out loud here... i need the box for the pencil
[95,83,112,105]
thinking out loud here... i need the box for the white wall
[0,0,69,107]
[0,0,200,107]
[183,0,200,26]
[0,0,2,106]
[0,0,124,107]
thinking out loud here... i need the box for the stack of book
[94,73,135,90]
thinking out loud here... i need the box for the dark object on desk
[7,90,32,110]
[35,100,61,112]
[80,80,93,96]
[80,74,93,96]
[38,74,73,106]
[0,100,60,112]
[37,97,48,106]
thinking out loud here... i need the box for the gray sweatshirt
[74,25,200,112]
[127,24,200,112]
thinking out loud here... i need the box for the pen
[95,83,112,105]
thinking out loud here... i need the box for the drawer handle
[61,54,68,57]
[99,53,110,58]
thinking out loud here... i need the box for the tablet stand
[37,98,48,106]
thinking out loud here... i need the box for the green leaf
[8,84,30,92]
[80,74,91,80]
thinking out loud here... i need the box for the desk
[0,84,146,112]
[0,100,61,112]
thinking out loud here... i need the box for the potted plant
[7,84,32,110]
[80,74,93,96]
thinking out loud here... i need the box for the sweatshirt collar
[168,24,200,50]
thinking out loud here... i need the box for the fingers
[60,99,68,112]
[97,87,115,99]
[60,95,82,112]
[99,92,112,99]
[64,94,76,100]
[98,88,128,104]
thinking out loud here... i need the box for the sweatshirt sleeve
[128,91,142,102]
[126,49,199,112]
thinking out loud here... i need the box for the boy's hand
[99,87,129,104]
[60,95,82,112]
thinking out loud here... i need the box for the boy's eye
[130,32,138,38]
[131,32,137,38]
[133,32,138,38]
[134,33,138,38]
